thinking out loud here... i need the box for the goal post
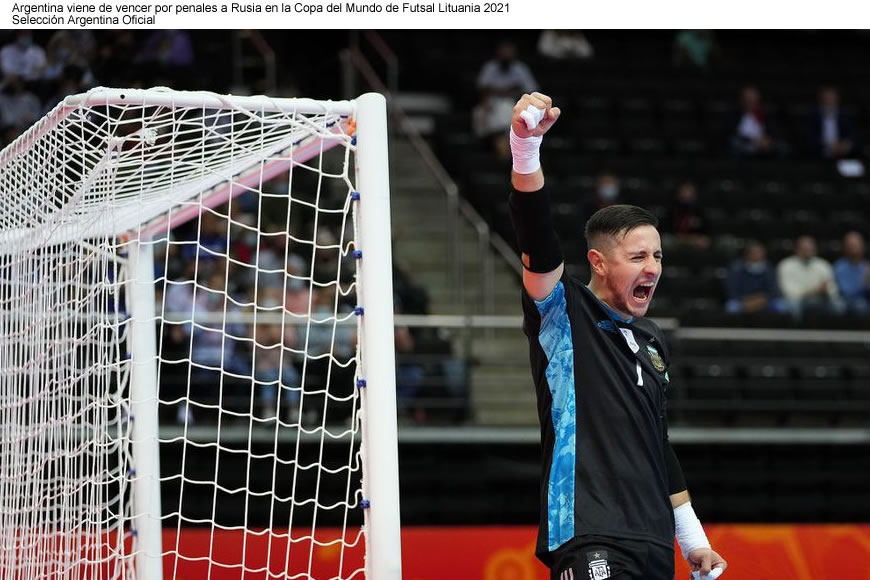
[127,240,164,579]
[0,88,402,579]
[355,93,402,579]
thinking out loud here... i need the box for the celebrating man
[508,92,727,580]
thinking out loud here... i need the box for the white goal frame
[0,89,402,580]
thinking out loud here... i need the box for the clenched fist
[511,92,561,138]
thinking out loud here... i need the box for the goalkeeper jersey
[520,272,675,567]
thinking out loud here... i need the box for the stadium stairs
[388,133,537,425]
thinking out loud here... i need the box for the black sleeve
[509,186,564,274]
[659,330,687,495]
[665,440,688,495]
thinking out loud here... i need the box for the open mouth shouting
[631,281,656,304]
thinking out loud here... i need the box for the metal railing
[342,31,522,316]
[232,30,277,95]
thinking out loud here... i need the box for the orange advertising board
[163,525,870,579]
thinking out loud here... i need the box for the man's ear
[588,248,606,277]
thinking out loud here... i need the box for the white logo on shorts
[588,558,610,580]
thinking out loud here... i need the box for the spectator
[41,64,88,113]
[42,31,95,85]
[725,242,787,314]
[179,210,227,264]
[137,30,195,88]
[731,86,783,156]
[538,30,594,60]
[807,86,857,159]
[252,287,302,422]
[580,172,621,228]
[301,284,357,425]
[94,31,138,86]
[395,319,426,425]
[393,261,430,315]
[473,41,537,160]
[665,181,710,250]
[183,265,250,423]
[138,30,194,68]
[833,231,870,312]
[673,30,720,70]
[777,235,845,319]
[0,75,41,133]
[0,31,46,82]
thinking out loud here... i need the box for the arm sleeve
[662,406,688,495]
[665,441,688,495]
[509,186,563,274]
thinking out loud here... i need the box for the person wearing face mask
[806,86,857,159]
[579,172,621,229]
[0,31,46,82]
[665,181,710,250]
[508,92,727,580]
[473,41,538,160]
[777,235,845,320]
[725,241,787,314]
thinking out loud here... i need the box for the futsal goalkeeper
[508,92,728,580]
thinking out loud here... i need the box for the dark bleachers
[424,30,870,330]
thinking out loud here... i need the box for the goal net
[0,88,401,579]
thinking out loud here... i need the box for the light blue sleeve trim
[535,281,577,551]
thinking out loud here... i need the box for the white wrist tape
[510,127,543,174]
[692,568,723,580]
[674,502,710,560]
[519,104,546,130]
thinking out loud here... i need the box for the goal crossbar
[0,88,355,251]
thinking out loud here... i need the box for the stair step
[470,339,528,361]
[475,407,537,426]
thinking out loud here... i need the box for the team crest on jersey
[646,344,666,372]
[586,551,610,579]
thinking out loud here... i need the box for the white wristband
[674,502,710,560]
[510,127,543,174]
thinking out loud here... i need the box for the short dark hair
[585,204,658,249]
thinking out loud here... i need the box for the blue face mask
[599,184,619,201]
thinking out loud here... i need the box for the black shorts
[549,535,675,580]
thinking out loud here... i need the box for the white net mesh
[0,88,376,579]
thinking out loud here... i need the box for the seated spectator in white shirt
[473,41,537,160]
[777,235,845,320]
[538,30,594,60]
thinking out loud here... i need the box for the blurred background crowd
[4,27,870,544]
